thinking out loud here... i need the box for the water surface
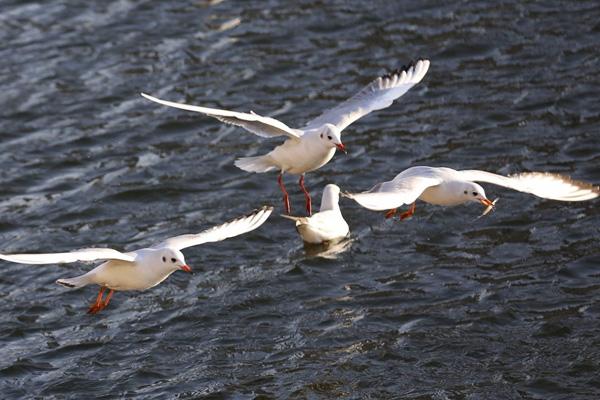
[1,1,599,398]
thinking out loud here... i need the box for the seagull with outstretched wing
[142,59,430,216]
[344,166,599,220]
[0,206,272,314]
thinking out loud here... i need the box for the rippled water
[1,1,599,398]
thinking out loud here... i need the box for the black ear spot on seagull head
[320,133,323,138]
[463,190,468,195]
[162,256,166,263]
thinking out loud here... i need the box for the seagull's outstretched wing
[459,170,599,201]
[305,59,430,131]
[161,206,273,250]
[141,93,302,139]
[0,248,135,265]
[344,175,442,211]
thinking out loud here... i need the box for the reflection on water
[303,237,354,259]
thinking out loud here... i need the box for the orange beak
[479,198,494,207]
[335,143,347,154]
[180,265,192,273]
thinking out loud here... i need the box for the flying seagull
[0,206,272,314]
[141,59,430,216]
[344,166,599,219]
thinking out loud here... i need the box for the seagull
[281,184,349,244]
[0,206,272,314]
[343,166,599,219]
[141,58,430,216]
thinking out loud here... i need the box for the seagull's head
[321,184,342,210]
[319,124,346,153]
[159,248,191,273]
[461,182,494,208]
[323,183,341,197]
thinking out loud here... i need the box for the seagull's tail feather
[235,155,277,173]
[280,214,309,224]
[56,273,93,289]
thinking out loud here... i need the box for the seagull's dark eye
[327,135,332,140]
[171,258,176,263]
[162,256,166,263]
[320,133,323,138]
[472,192,477,196]
[463,190,468,195]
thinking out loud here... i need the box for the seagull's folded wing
[0,248,135,265]
[459,170,600,201]
[161,206,273,250]
[304,59,430,131]
[141,93,302,139]
[304,211,349,236]
[345,175,441,211]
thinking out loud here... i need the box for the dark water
[1,0,599,398]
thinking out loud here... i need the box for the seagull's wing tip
[259,205,274,214]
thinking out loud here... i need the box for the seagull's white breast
[269,137,336,175]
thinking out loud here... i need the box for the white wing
[283,211,348,235]
[141,93,302,139]
[305,59,430,131]
[459,170,599,201]
[160,206,273,250]
[0,248,135,265]
[304,210,348,234]
[344,174,442,211]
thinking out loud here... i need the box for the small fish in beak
[477,198,499,219]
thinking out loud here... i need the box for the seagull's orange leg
[102,289,114,309]
[278,173,291,215]
[88,286,106,314]
[400,202,416,220]
[299,174,312,216]
[385,208,397,219]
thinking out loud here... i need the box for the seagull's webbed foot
[299,174,312,216]
[278,173,291,215]
[399,203,416,220]
[385,209,397,219]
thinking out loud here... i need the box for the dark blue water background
[0,1,599,398]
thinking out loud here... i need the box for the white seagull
[0,206,272,314]
[344,166,599,219]
[281,184,349,244]
[141,59,430,216]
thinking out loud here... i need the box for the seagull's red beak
[479,198,494,207]
[180,265,192,273]
[336,143,347,154]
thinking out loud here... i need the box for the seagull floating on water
[344,166,599,219]
[281,184,349,244]
[141,59,430,216]
[0,206,272,314]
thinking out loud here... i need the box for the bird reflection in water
[302,237,353,259]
